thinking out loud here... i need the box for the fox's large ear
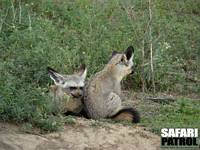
[125,46,134,60]
[47,67,64,85]
[77,64,87,80]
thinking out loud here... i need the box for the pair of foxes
[47,46,140,123]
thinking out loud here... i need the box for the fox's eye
[69,87,78,90]
[121,57,124,62]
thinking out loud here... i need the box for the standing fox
[84,46,140,123]
[47,65,87,115]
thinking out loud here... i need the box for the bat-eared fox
[47,65,87,116]
[84,46,140,123]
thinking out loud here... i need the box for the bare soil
[0,118,160,150]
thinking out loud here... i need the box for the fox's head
[107,46,134,81]
[47,65,87,98]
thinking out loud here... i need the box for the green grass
[92,98,200,135]
[140,98,200,134]
[0,0,199,131]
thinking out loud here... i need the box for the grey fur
[84,46,134,119]
[47,65,87,114]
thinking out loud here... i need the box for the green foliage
[141,98,200,134]
[0,0,199,131]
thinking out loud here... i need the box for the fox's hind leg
[106,93,140,123]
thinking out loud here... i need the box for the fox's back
[84,65,121,119]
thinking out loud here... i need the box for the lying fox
[84,46,140,123]
[47,65,87,115]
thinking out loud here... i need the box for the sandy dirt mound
[0,118,160,150]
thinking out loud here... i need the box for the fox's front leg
[106,92,122,117]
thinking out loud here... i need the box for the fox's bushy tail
[110,107,140,123]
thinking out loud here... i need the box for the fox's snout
[130,65,135,74]
[70,88,84,98]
